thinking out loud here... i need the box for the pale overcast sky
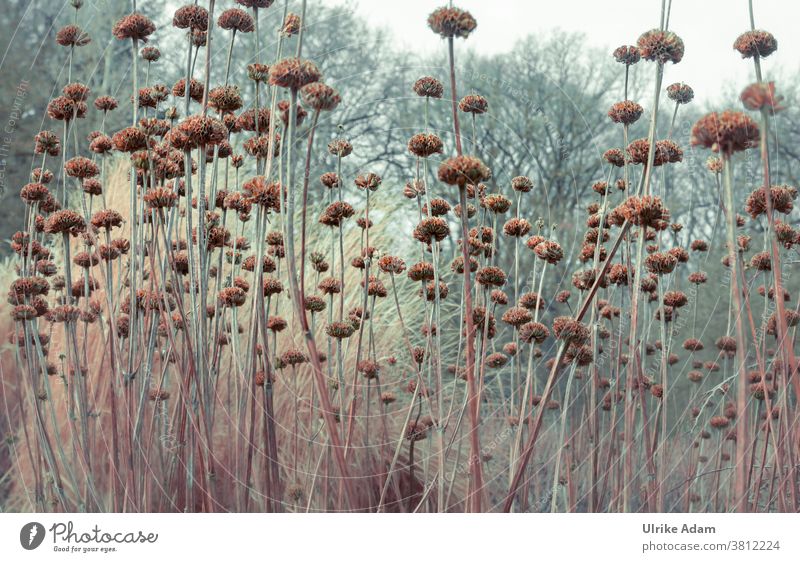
[324,0,799,105]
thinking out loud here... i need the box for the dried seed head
[637,29,684,64]
[113,13,156,42]
[511,175,533,192]
[269,57,321,90]
[44,209,85,236]
[56,25,91,47]
[459,94,488,114]
[733,30,777,58]
[666,82,694,104]
[327,138,352,157]
[691,110,760,155]
[408,133,444,158]
[740,81,784,113]
[94,95,119,112]
[438,155,491,187]
[300,82,341,112]
[603,148,625,167]
[476,266,506,287]
[281,13,301,36]
[141,46,160,61]
[173,5,209,31]
[552,317,589,345]
[413,76,444,98]
[608,100,643,125]
[613,45,641,65]
[617,195,670,230]
[218,8,255,32]
[428,6,477,39]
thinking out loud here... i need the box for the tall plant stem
[722,156,750,512]
[299,109,321,306]
[447,34,484,514]
[748,0,799,508]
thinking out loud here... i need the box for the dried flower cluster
[2,0,797,519]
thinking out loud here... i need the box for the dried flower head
[319,201,354,227]
[172,78,205,103]
[269,57,321,90]
[354,172,382,191]
[246,63,271,84]
[47,96,86,121]
[112,126,148,152]
[20,183,50,204]
[608,100,643,124]
[413,76,444,98]
[413,217,449,244]
[553,317,590,344]
[408,133,444,158]
[511,176,533,193]
[141,46,160,62]
[459,94,488,114]
[326,321,355,340]
[63,82,90,102]
[744,185,796,218]
[90,209,123,231]
[218,8,255,32]
[613,45,641,65]
[666,82,694,104]
[740,81,784,113]
[484,352,508,369]
[57,25,91,47]
[144,187,179,209]
[94,95,119,112]
[243,176,282,211]
[617,195,670,230]
[625,138,683,166]
[503,217,531,237]
[733,30,777,58]
[645,252,677,275]
[502,306,532,327]
[603,148,625,167]
[476,266,506,287]
[34,131,61,156]
[482,193,511,214]
[218,286,247,308]
[534,240,564,264]
[428,6,477,39]
[328,138,353,158]
[44,209,85,236]
[208,85,243,113]
[378,255,406,275]
[750,250,771,271]
[438,155,491,187]
[300,82,341,112]
[65,156,98,179]
[691,111,760,155]
[637,29,684,64]
[113,13,156,42]
[173,5,209,31]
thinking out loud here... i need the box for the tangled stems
[281,18,358,512]
[746,0,799,509]
[504,220,633,512]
